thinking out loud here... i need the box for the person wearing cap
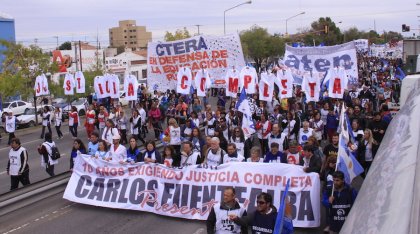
[5,111,17,145]
[109,133,127,164]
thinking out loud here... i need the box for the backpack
[45,142,61,160]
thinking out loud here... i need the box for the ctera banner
[147,34,246,92]
[283,42,358,86]
[64,155,320,228]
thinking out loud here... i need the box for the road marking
[0,171,6,175]
[0,125,84,151]
[3,203,75,234]
[192,228,205,234]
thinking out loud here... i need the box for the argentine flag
[235,88,255,138]
[337,104,364,184]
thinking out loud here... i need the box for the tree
[309,17,343,46]
[58,41,72,50]
[164,27,191,42]
[0,40,58,100]
[240,25,285,72]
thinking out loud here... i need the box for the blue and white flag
[337,104,364,184]
[236,88,255,138]
[395,67,406,80]
[273,179,293,234]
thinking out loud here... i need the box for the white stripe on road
[0,125,83,151]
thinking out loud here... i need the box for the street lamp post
[285,11,305,36]
[224,0,252,35]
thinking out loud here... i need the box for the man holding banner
[206,187,247,234]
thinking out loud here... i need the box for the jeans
[69,123,78,137]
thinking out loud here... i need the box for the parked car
[119,91,129,106]
[63,98,88,116]
[17,105,55,128]
[1,100,33,116]
[52,98,71,119]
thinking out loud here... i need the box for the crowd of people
[5,51,404,233]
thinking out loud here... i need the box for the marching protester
[126,136,142,163]
[85,104,96,139]
[322,171,358,233]
[53,107,64,139]
[223,143,245,163]
[206,187,248,234]
[108,134,127,164]
[94,139,111,161]
[87,132,99,156]
[180,141,201,166]
[102,119,118,146]
[37,133,58,177]
[68,106,79,139]
[140,140,162,163]
[7,138,30,190]
[204,137,226,167]
[40,106,52,139]
[70,139,87,171]
[5,111,17,145]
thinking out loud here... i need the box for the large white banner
[353,39,369,53]
[64,155,320,228]
[283,42,358,86]
[369,41,403,59]
[147,34,246,92]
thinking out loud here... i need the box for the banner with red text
[147,34,246,92]
[63,155,320,227]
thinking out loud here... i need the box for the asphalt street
[0,192,324,234]
[0,117,163,195]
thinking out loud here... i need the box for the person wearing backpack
[37,133,58,177]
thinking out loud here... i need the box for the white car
[63,98,88,116]
[119,91,129,106]
[17,105,55,128]
[1,101,33,116]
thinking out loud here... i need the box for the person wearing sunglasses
[230,192,293,234]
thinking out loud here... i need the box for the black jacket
[300,154,322,174]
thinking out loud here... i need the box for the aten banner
[147,34,246,91]
[283,42,358,85]
[64,155,320,228]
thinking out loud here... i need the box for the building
[0,13,16,70]
[109,20,152,51]
[51,42,104,83]
[105,48,147,81]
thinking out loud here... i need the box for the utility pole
[34,38,38,46]
[195,24,202,35]
[74,41,79,72]
[374,20,376,32]
[79,40,83,71]
[54,36,59,49]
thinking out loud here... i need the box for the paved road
[0,97,221,195]
[0,118,170,194]
[0,191,324,234]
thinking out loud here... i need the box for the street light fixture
[285,11,305,35]
[224,0,252,35]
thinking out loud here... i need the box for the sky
[2,0,419,50]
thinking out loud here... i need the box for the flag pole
[331,103,344,197]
